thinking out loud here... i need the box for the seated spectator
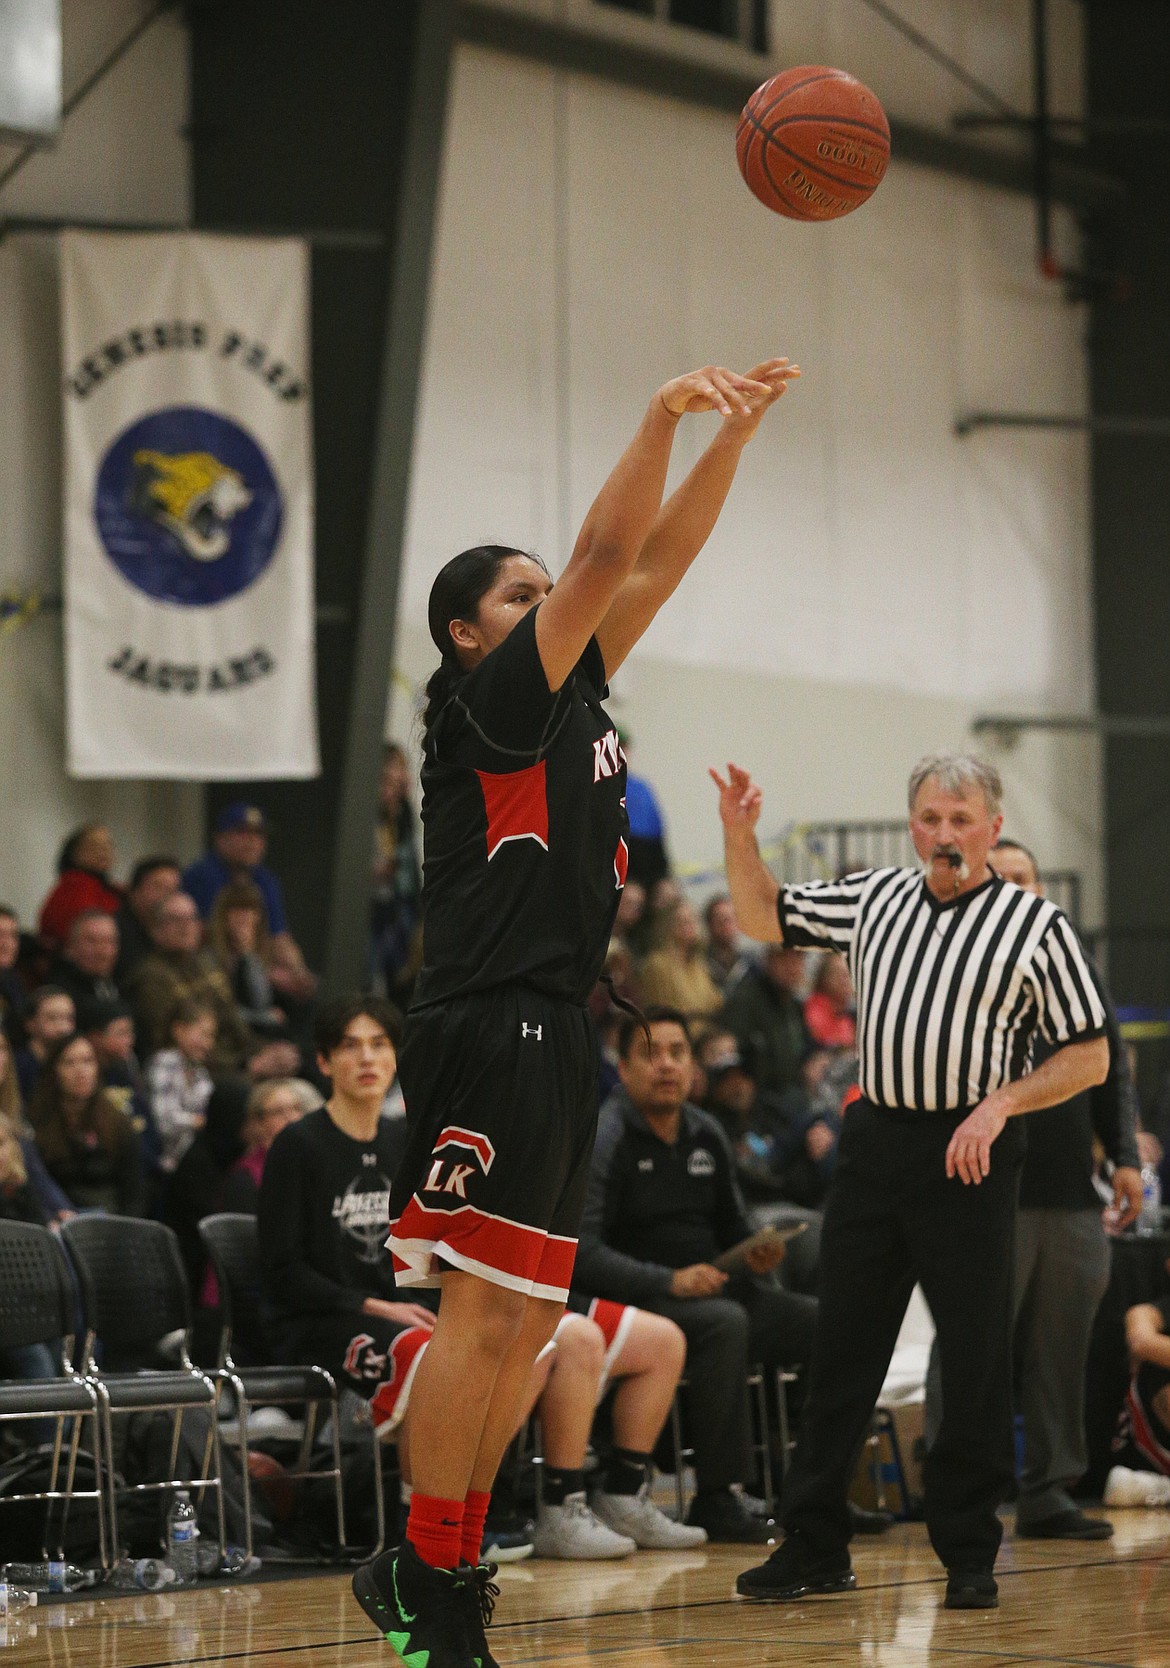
[0,1030,74,1224]
[14,986,75,1102]
[622,736,670,892]
[84,997,162,1195]
[371,742,423,1002]
[116,855,182,982]
[220,1076,306,1213]
[127,891,293,1079]
[257,995,437,1431]
[146,999,217,1176]
[0,905,29,1043]
[704,1048,840,1210]
[803,953,857,1050]
[704,894,752,995]
[183,803,317,1007]
[37,823,124,955]
[575,1007,817,1543]
[721,943,823,1098]
[27,1033,144,1215]
[0,1114,48,1226]
[638,901,723,1024]
[527,1303,706,1558]
[612,879,646,955]
[52,909,122,1025]
[208,879,291,1039]
[1104,1268,1170,1507]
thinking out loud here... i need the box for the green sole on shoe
[351,1566,431,1666]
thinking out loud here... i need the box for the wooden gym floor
[7,1511,1170,1667]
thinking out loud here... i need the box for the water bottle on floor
[0,1582,38,1617]
[1138,1164,1163,1236]
[1,1561,95,1594]
[166,1489,199,1588]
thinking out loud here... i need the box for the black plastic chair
[0,1221,107,1566]
[199,1212,384,1560]
[58,1215,226,1563]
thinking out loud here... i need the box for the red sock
[406,1493,465,1570]
[461,1489,491,1568]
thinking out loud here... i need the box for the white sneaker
[533,1492,636,1559]
[1103,1465,1170,1507]
[592,1486,709,1549]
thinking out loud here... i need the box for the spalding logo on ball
[737,66,890,221]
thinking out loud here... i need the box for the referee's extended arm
[710,764,784,942]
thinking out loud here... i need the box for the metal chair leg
[327,1393,349,1551]
[669,1394,687,1521]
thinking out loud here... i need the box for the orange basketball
[736,66,890,221]
[248,1450,298,1524]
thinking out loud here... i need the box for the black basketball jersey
[411,606,629,1009]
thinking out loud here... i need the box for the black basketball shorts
[387,986,600,1303]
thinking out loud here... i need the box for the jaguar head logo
[129,448,252,562]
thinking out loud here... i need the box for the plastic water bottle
[1138,1164,1163,1236]
[1,1561,94,1593]
[0,1582,38,1617]
[166,1489,199,1588]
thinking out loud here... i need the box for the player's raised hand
[709,763,764,834]
[658,365,773,419]
[721,357,801,439]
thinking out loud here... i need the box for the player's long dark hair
[421,544,547,735]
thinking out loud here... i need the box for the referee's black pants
[781,1097,1024,1572]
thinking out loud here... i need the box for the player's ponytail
[421,543,542,736]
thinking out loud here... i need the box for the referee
[710,753,1109,1611]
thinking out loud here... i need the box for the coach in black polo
[710,752,1109,1610]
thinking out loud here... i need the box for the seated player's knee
[553,1313,606,1376]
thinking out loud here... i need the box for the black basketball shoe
[351,1539,476,1667]
[736,1534,856,1602]
[460,1560,502,1668]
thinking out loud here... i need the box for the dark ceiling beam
[456,0,1122,215]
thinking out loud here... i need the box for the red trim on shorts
[586,1297,637,1396]
[369,1325,431,1437]
[389,1195,577,1301]
[1126,1385,1170,1475]
[434,1126,496,1174]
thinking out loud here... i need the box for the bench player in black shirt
[353,355,800,1667]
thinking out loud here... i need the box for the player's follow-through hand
[709,763,764,834]
[658,359,798,420]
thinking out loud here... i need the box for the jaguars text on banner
[60,231,319,780]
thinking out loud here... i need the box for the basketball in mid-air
[736,66,890,221]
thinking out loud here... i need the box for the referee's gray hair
[907,753,1003,816]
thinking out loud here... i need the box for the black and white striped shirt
[779,869,1107,1112]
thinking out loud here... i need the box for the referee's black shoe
[351,1540,477,1666]
[735,1534,856,1602]
[944,1568,998,1610]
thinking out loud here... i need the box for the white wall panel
[398,37,1100,915]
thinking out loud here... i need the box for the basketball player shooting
[351,356,798,1668]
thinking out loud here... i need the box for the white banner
[61,231,319,779]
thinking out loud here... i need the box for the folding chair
[0,1221,107,1567]
[59,1216,226,1565]
[199,1212,384,1560]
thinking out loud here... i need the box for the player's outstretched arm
[710,763,784,944]
[596,359,799,678]
[535,365,770,691]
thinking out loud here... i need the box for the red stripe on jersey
[614,836,628,890]
[434,1125,496,1175]
[476,761,549,861]
[586,1297,630,1351]
[392,1195,577,1292]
